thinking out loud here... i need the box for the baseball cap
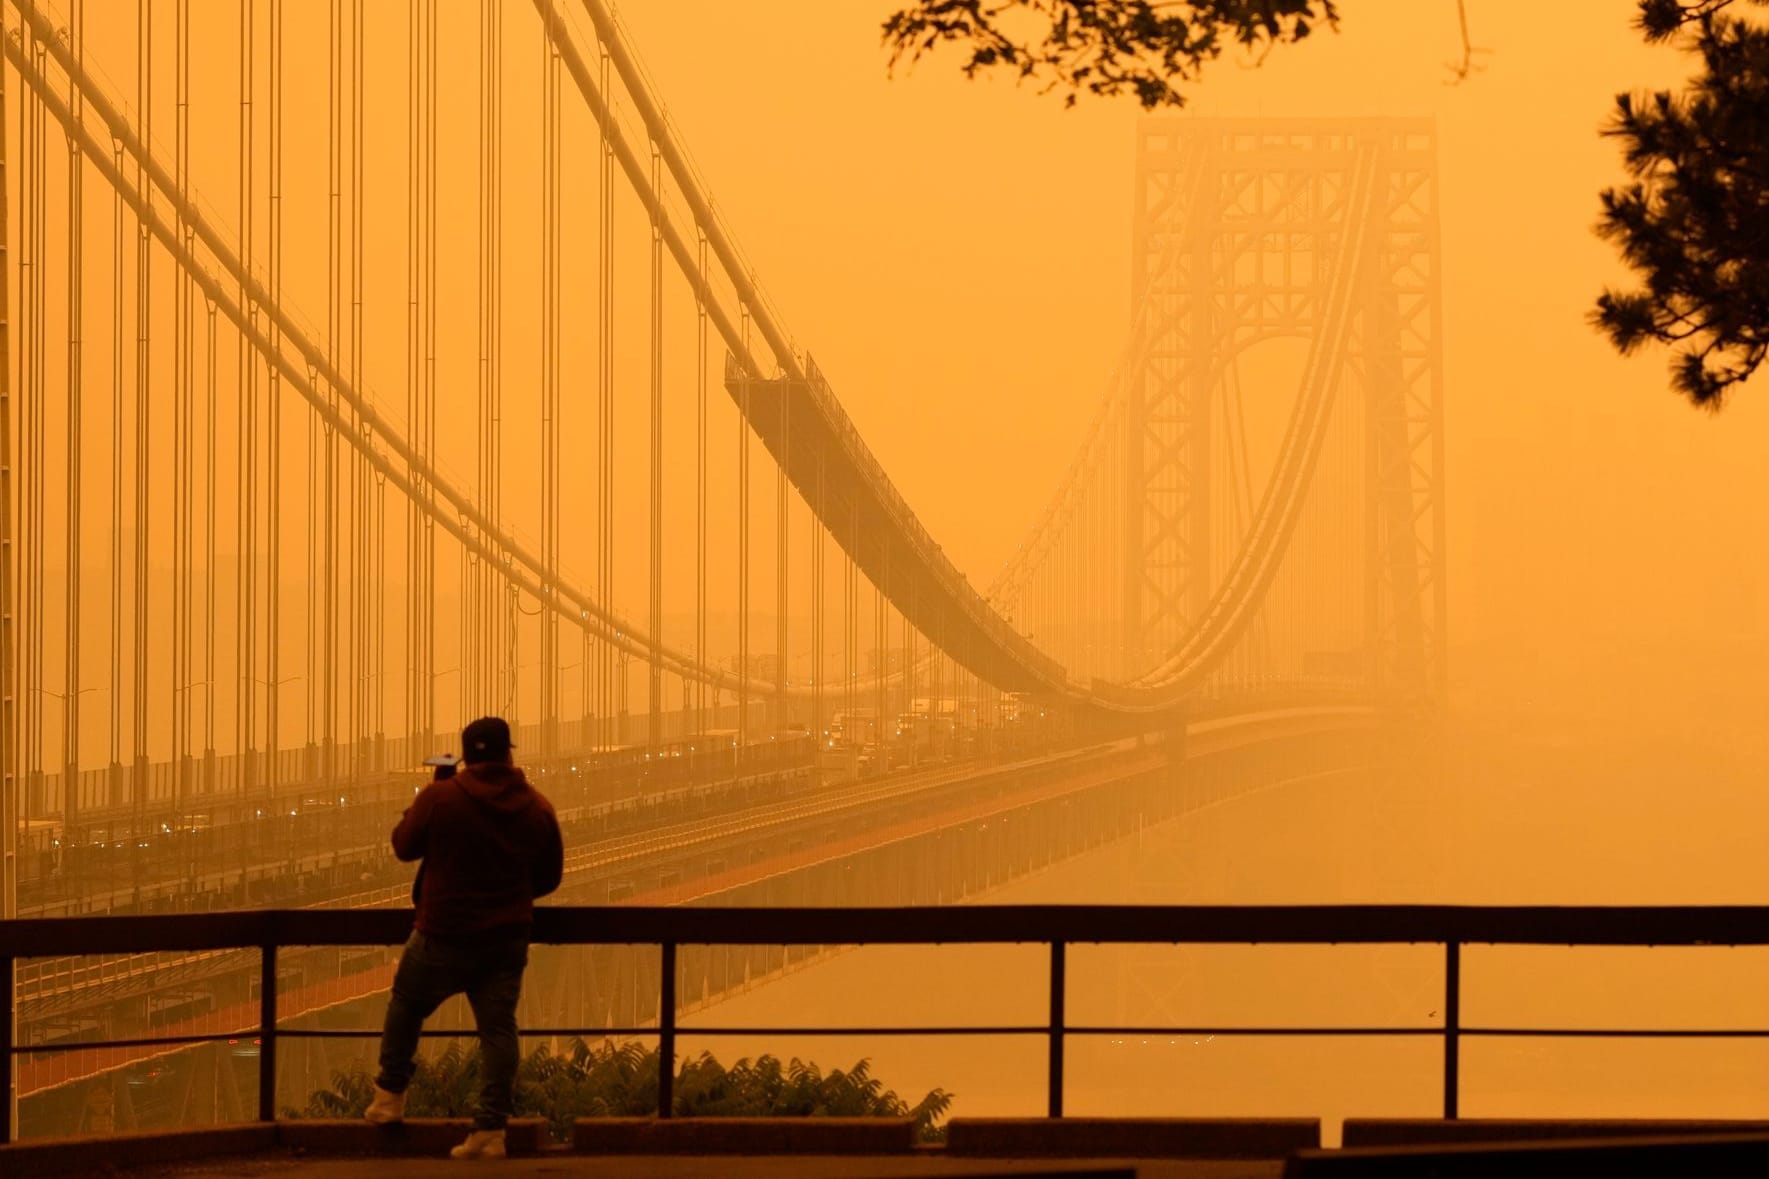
[461,716,514,762]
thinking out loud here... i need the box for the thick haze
[14,2,1769,1142]
[619,0,1769,695]
[11,0,1765,766]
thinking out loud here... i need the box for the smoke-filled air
[5,0,1769,1161]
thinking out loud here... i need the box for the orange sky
[615,0,1769,667]
[8,0,1768,760]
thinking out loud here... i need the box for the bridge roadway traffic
[18,732,1134,1016]
[14,700,1383,1119]
[17,733,822,920]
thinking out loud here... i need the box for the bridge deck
[727,360,1071,697]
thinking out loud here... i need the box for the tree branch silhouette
[1595,0,1769,406]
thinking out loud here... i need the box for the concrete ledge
[0,1124,276,1177]
[946,1117,1320,1158]
[573,1116,916,1154]
[1342,1118,1769,1147]
[278,1117,547,1157]
[1287,1132,1769,1177]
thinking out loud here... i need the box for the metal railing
[10,904,1769,1145]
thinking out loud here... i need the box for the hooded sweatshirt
[392,761,564,938]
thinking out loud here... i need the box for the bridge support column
[1120,119,1445,699]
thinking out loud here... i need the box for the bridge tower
[1121,118,1446,700]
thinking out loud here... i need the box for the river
[682,637,1769,1141]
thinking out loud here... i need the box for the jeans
[375,928,529,1130]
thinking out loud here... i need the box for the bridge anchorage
[0,0,1442,1143]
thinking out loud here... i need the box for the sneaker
[362,1084,406,1125]
[450,1129,506,1160]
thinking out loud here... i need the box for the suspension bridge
[0,0,1442,1137]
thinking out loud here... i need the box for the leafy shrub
[290,1039,953,1142]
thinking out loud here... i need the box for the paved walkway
[124,1154,1283,1179]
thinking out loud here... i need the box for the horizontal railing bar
[1464,1027,1769,1039]
[1065,1026,1441,1036]
[668,1019,1047,1026]
[35,1024,1769,1057]
[16,904,1769,956]
[281,1026,1053,1039]
[37,1023,1769,1056]
[274,1028,661,1040]
[14,1032,254,1054]
[1,1025,1436,1055]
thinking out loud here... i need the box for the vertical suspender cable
[313,0,331,768]
[811,457,823,745]
[267,0,282,793]
[549,19,561,749]
[466,2,483,718]
[537,8,547,739]
[62,0,84,837]
[30,31,42,829]
[694,232,707,740]
[900,600,910,763]
[775,354,787,730]
[237,0,255,804]
[110,130,122,801]
[874,573,884,765]
[540,6,559,753]
[350,0,367,773]
[406,0,419,762]
[475,0,489,718]
[571,65,585,769]
[647,147,661,747]
[845,502,855,746]
[424,0,437,748]
[0,13,16,1140]
[17,21,36,833]
[493,3,509,725]
[204,299,216,772]
[736,309,749,747]
[500,8,513,727]
[346,0,361,766]
[173,0,191,826]
[596,45,613,750]
[406,0,436,758]
[131,1,150,844]
[323,0,342,783]
[200,6,217,784]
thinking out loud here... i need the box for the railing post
[657,941,677,1119]
[258,943,277,1122]
[1443,940,1460,1119]
[1048,940,1066,1118]
[3,953,13,1144]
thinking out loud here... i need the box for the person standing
[365,717,564,1160]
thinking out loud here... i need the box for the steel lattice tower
[1122,117,1446,699]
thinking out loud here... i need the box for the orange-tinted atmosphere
[6,0,1769,1152]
